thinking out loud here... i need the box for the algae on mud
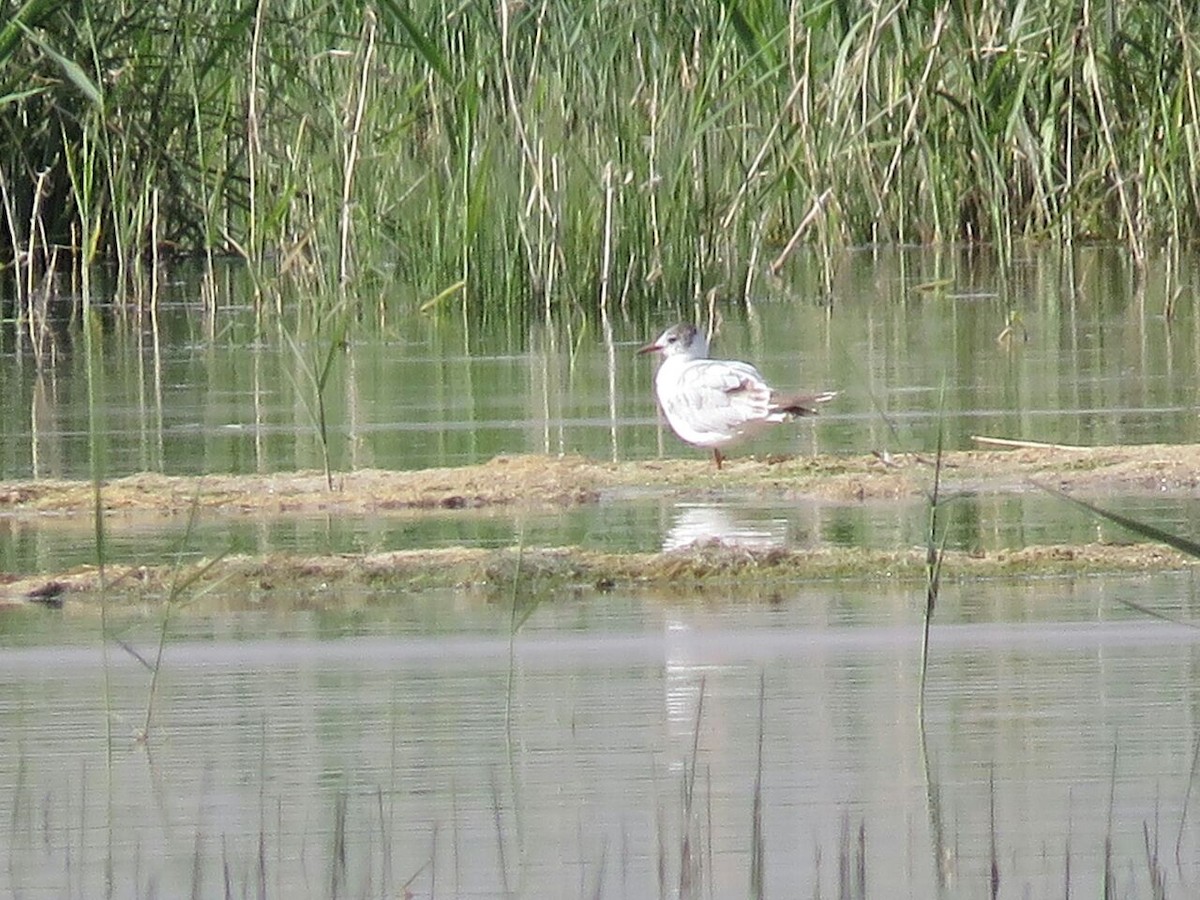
[0,542,1193,615]
[4,443,1200,517]
[7,446,1200,614]
[2,444,1200,608]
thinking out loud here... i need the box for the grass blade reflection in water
[4,581,1200,897]
[6,246,1200,485]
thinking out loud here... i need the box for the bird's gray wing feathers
[663,360,774,441]
[678,360,767,394]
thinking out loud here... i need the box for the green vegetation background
[3,0,1197,316]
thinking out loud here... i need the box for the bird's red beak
[636,340,662,355]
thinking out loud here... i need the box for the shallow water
[5,246,1200,575]
[7,487,1200,579]
[2,246,1198,482]
[4,247,1200,897]
[3,576,1200,898]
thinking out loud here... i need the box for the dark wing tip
[775,390,837,416]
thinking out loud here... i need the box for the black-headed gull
[638,323,835,468]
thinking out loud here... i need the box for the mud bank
[2,444,1198,608]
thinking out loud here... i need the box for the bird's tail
[772,390,837,417]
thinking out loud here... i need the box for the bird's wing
[660,360,774,443]
[677,359,768,394]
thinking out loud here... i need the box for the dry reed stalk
[339,8,376,288]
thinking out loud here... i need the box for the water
[4,246,1200,574]
[4,246,1200,896]
[3,578,1200,898]
[2,246,1198,481]
[8,488,1200,579]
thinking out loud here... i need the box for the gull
[638,323,835,469]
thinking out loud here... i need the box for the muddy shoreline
[3,444,1199,608]
[5,443,1200,518]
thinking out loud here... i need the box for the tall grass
[3,1,1200,319]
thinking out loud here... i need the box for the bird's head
[637,323,707,360]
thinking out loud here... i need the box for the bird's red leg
[713,448,724,469]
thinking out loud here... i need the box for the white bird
[638,323,835,469]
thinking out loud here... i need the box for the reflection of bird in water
[662,504,786,760]
[664,616,705,729]
[638,323,835,469]
[662,503,789,553]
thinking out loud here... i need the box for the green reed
[918,408,948,716]
[4,1,1200,318]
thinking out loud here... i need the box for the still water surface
[3,577,1200,897]
[2,245,1198,481]
[4,247,1200,896]
[4,246,1200,574]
